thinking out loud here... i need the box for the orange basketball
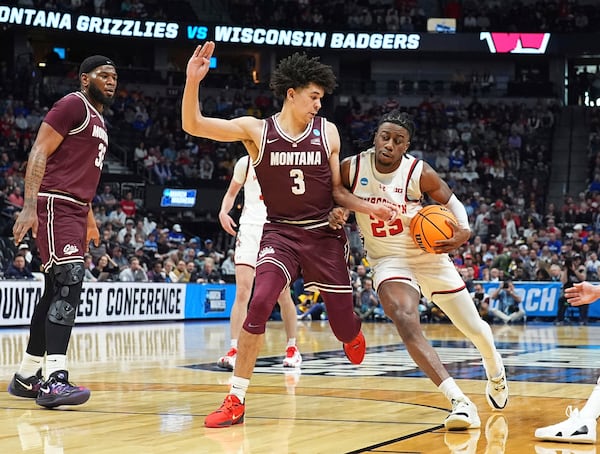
[409,205,457,254]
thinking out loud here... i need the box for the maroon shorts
[257,222,352,293]
[36,192,89,270]
[247,222,358,340]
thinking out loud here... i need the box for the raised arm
[181,42,261,152]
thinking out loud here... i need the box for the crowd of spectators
[226,0,600,34]
[11,0,191,22]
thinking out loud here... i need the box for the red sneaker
[205,394,245,428]
[343,331,366,364]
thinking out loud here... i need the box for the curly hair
[378,110,415,140]
[269,53,337,99]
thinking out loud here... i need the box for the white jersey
[233,155,267,226]
[349,148,464,298]
[349,148,425,260]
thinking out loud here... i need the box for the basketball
[409,205,457,253]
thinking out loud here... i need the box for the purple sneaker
[35,370,90,408]
[8,368,44,398]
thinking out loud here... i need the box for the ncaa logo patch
[360,177,368,186]
[312,129,320,137]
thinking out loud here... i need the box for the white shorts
[234,223,264,268]
[370,253,465,300]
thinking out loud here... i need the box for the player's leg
[378,280,479,430]
[424,262,507,410]
[379,281,452,385]
[23,195,90,408]
[36,261,91,408]
[8,272,53,398]
[205,230,294,428]
[279,288,302,367]
[299,226,364,362]
[217,264,254,370]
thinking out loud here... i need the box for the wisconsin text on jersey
[361,196,408,214]
[270,151,322,166]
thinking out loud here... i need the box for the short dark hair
[269,53,337,99]
[378,110,415,140]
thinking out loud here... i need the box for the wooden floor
[1,319,599,453]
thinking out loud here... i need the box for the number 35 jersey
[253,114,333,225]
[349,148,425,260]
[40,91,108,203]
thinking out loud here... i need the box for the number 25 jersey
[349,148,425,260]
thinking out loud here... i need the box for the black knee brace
[48,262,84,326]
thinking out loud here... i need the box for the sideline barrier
[0,281,235,327]
[2,280,599,326]
[480,281,600,318]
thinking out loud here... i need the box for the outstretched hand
[186,41,216,83]
[565,281,600,306]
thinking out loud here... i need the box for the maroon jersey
[253,115,334,224]
[40,91,108,203]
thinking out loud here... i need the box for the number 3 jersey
[349,148,425,260]
[40,91,108,203]
[253,114,333,225]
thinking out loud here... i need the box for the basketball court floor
[1,319,599,453]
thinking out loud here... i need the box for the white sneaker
[282,346,302,368]
[535,406,597,444]
[445,398,481,430]
[486,368,509,410]
[485,414,508,451]
[216,348,237,370]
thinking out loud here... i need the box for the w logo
[480,32,550,54]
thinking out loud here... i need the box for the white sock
[230,339,238,349]
[19,353,44,377]
[439,377,468,403]
[483,353,504,381]
[287,338,296,348]
[230,376,249,403]
[581,377,600,419]
[46,354,67,377]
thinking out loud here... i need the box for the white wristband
[444,194,470,230]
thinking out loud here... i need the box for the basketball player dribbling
[330,110,509,430]
[182,41,397,428]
